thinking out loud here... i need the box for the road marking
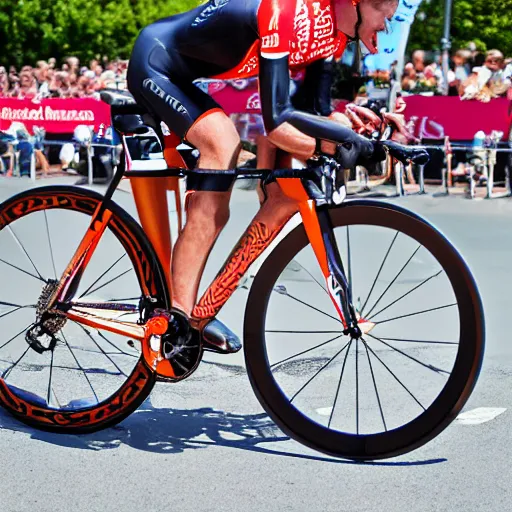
[455,407,507,425]
[316,407,507,424]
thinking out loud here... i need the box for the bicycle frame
[45,131,361,376]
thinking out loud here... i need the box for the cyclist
[127,0,399,352]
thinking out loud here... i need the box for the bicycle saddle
[100,89,136,106]
[381,140,430,165]
[100,89,147,116]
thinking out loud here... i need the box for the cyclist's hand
[320,111,355,155]
[383,113,419,145]
[345,104,382,137]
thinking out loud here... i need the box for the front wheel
[244,200,484,460]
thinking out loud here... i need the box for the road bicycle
[0,91,484,460]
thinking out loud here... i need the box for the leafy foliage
[1,0,511,68]
[0,0,201,67]
[407,0,512,57]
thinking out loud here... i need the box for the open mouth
[360,33,379,55]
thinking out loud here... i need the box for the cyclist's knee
[187,112,241,168]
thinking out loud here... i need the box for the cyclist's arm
[256,0,380,164]
[259,54,375,157]
[291,58,335,117]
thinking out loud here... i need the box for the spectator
[461,49,510,102]
[412,50,426,73]
[16,126,35,177]
[0,136,14,176]
[32,126,49,176]
[0,66,9,96]
[17,71,38,98]
[401,62,417,91]
[448,49,471,95]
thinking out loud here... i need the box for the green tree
[0,0,201,68]
[407,0,512,58]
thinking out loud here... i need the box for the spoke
[346,226,353,298]
[47,348,55,406]
[8,225,45,281]
[79,254,127,299]
[375,303,457,325]
[365,244,421,319]
[369,270,444,320]
[378,337,458,346]
[361,231,399,315]
[2,344,31,380]
[44,210,58,280]
[0,300,25,308]
[293,259,328,295]
[266,330,341,334]
[76,323,128,377]
[0,303,36,321]
[362,339,387,431]
[61,331,99,403]
[278,290,341,324]
[270,334,342,369]
[0,257,45,282]
[85,268,133,297]
[290,340,351,403]
[328,338,353,428]
[0,324,31,351]
[355,337,359,435]
[367,333,450,375]
[361,337,426,411]
[0,306,24,321]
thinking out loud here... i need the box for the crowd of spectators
[0,56,128,100]
[401,43,512,102]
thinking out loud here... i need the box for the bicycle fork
[297,200,362,338]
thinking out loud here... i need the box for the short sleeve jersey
[209,0,349,79]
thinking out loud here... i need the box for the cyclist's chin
[360,34,378,55]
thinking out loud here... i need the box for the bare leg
[255,134,277,205]
[35,150,49,175]
[171,111,241,316]
[253,149,299,230]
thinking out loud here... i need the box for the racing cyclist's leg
[128,50,242,352]
[253,116,348,231]
[173,111,241,316]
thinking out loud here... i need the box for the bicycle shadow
[0,401,447,467]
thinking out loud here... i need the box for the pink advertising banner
[0,97,111,134]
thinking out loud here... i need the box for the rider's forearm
[259,55,374,160]
[267,122,316,162]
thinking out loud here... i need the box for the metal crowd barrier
[389,140,512,200]
[4,134,512,201]
[37,139,117,185]
[0,139,118,185]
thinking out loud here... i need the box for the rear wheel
[244,200,484,460]
[0,186,169,433]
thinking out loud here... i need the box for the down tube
[192,217,292,321]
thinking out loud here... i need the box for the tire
[244,200,485,460]
[0,186,169,433]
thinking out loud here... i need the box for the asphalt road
[0,176,511,512]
